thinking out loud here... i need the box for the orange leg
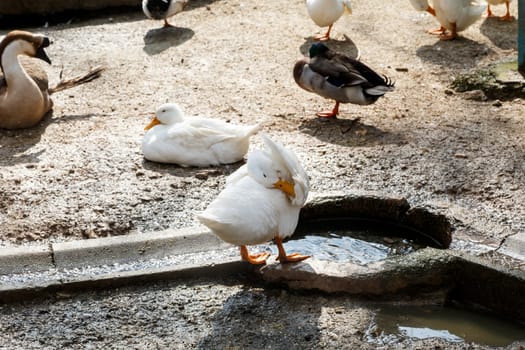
[240,245,270,265]
[274,236,310,264]
[163,19,176,27]
[439,22,457,41]
[426,6,435,16]
[483,4,494,18]
[316,101,339,118]
[500,1,514,21]
[314,24,333,41]
[428,26,446,35]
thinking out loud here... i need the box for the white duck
[142,0,188,27]
[306,0,352,41]
[197,135,310,265]
[485,0,513,21]
[142,103,261,167]
[0,30,53,129]
[409,0,486,40]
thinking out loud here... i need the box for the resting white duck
[0,30,52,129]
[306,0,352,41]
[142,0,188,27]
[197,135,310,265]
[485,0,513,21]
[294,42,394,118]
[409,0,486,40]
[142,103,261,167]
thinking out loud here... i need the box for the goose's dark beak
[35,37,51,64]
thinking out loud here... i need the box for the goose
[197,135,310,265]
[0,30,53,130]
[142,0,188,27]
[293,42,394,118]
[142,103,261,167]
[485,0,513,21]
[409,0,486,40]
[306,0,352,41]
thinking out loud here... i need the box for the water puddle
[367,304,525,347]
[266,218,431,265]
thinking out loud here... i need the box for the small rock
[492,100,503,107]
[195,172,209,180]
[463,90,487,101]
[444,89,454,95]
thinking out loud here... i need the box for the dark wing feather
[311,47,393,89]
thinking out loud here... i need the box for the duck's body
[410,0,486,40]
[0,31,52,130]
[306,0,352,41]
[294,43,394,118]
[408,0,436,15]
[142,0,188,27]
[142,103,261,167]
[198,135,310,264]
[485,0,513,21]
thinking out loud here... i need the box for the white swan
[197,135,310,264]
[142,103,261,167]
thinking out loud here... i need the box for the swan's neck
[1,43,38,92]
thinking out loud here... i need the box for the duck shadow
[143,26,194,55]
[0,111,98,166]
[141,158,243,178]
[298,116,406,148]
[416,37,493,69]
[479,17,517,50]
[300,34,360,59]
[197,287,322,349]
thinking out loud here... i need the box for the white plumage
[197,135,310,264]
[142,103,260,167]
[306,0,352,41]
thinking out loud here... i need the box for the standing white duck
[0,30,52,129]
[409,0,486,40]
[197,135,310,265]
[142,103,261,167]
[306,0,352,41]
[485,0,514,21]
[142,0,188,27]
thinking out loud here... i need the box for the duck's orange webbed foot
[428,26,446,35]
[274,237,310,264]
[240,245,270,265]
[163,19,176,27]
[314,24,333,41]
[316,101,339,118]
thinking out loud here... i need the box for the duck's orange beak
[273,178,295,198]
[144,117,161,131]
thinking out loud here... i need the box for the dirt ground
[0,0,524,263]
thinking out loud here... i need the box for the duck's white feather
[433,0,486,32]
[306,0,352,28]
[142,103,260,167]
[197,135,309,246]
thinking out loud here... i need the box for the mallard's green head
[309,43,329,58]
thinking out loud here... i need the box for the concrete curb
[0,225,230,275]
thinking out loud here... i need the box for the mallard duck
[142,0,188,27]
[197,135,310,265]
[142,103,261,167]
[306,0,352,41]
[409,0,486,40]
[0,30,52,129]
[485,0,513,21]
[293,42,394,118]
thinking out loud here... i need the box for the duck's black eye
[263,173,267,178]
